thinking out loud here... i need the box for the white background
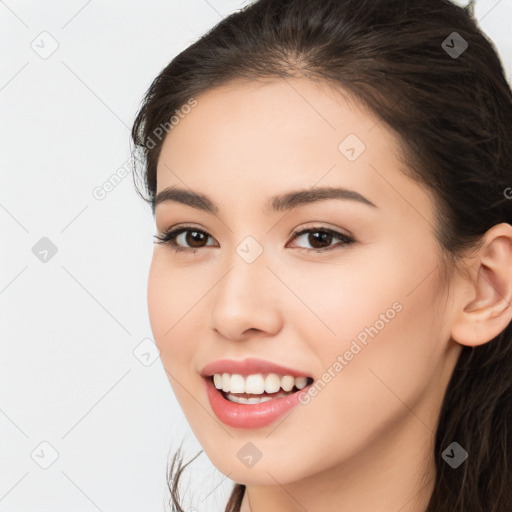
[1,1,510,511]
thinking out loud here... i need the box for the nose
[209,252,283,341]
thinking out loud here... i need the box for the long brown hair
[131,0,512,510]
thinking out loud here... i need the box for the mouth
[199,358,316,428]
[203,373,314,429]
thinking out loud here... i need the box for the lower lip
[203,377,310,429]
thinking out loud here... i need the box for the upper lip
[200,357,312,378]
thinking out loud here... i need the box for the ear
[451,222,512,347]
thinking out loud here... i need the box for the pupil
[309,232,331,249]
[186,231,205,247]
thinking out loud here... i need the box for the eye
[288,225,356,252]
[153,225,217,254]
[154,224,356,254]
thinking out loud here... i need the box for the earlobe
[450,223,512,348]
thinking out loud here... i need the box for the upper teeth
[213,373,309,394]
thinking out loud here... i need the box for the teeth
[264,373,281,393]
[295,376,308,390]
[222,373,230,393]
[230,374,245,393]
[225,393,275,404]
[245,374,265,394]
[212,372,310,394]
[213,373,222,390]
[281,375,295,392]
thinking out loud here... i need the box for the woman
[131,0,512,510]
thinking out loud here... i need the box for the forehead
[155,77,436,227]
[157,78,381,180]
[159,77,381,161]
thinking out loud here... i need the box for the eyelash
[153,224,356,255]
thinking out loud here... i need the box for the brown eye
[306,231,333,249]
[184,230,208,247]
[154,227,216,253]
[289,226,355,252]
[154,225,355,254]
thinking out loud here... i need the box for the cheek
[147,258,170,343]
[260,272,444,480]
[284,244,444,420]
[273,250,407,349]
[147,256,198,371]
[314,261,444,422]
[288,237,441,356]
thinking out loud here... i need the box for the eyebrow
[153,185,378,214]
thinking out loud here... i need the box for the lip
[199,357,312,378]
[203,376,311,429]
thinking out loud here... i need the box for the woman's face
[148,77,462,486]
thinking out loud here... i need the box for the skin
[147,77,512,512]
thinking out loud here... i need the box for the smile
[204,373,314,429]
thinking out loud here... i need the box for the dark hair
[131,0,512,510]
